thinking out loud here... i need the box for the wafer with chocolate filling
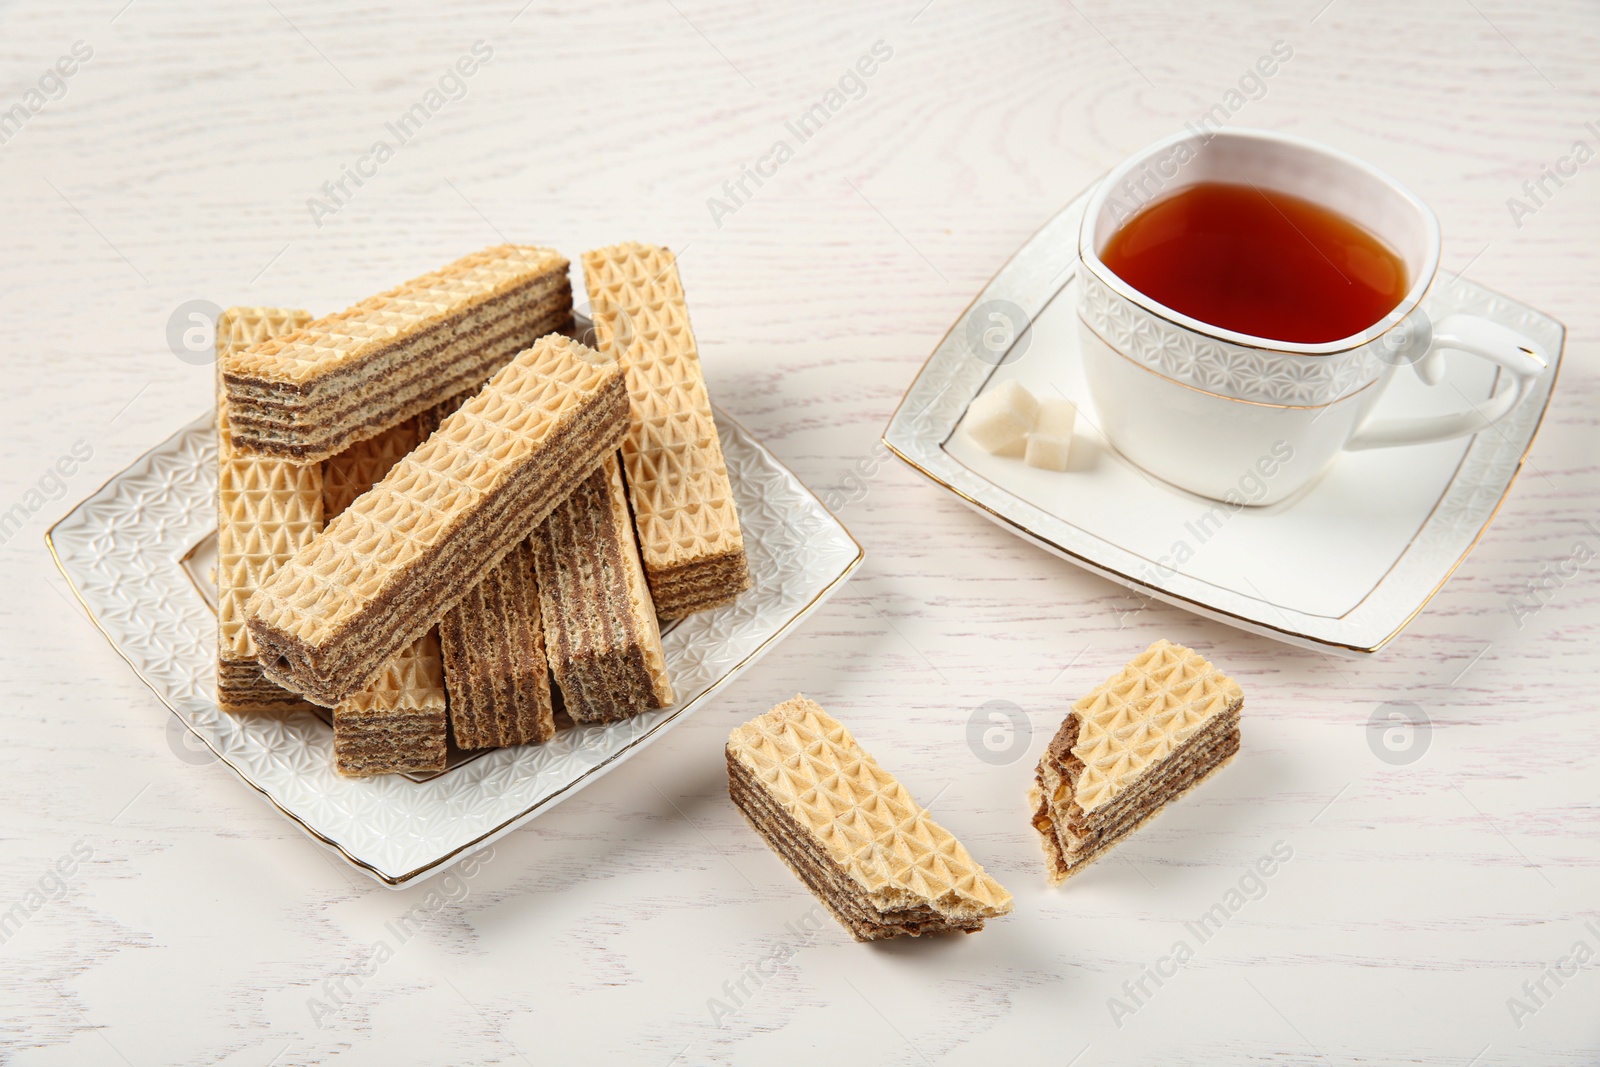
[215,306,321,712]
[727,696,1013,940]
[223,245,572,463]
[582,243,749,617]
[1030,640,1242,884]
[330,635,449,776]
[404,394,558,749]
[531,454,671,722]
[439,539,555,747]
[322,418,449,776]
[245,334,628,707]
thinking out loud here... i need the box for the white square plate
[883,187,1564,654]
[48,406,861,886]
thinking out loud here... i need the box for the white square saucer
[883,187,1564,654]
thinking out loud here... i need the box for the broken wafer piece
[727,696,1013,940]
[222,245,573,463]
[1030,640,1242,885]
[961,380,1038,454]
[216,306,321,713]
[532,453,672,723]
[245,333,629,707]
[323,419,449,776]
[582,243,750,618]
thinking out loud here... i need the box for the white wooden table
[4,2,1597,1063]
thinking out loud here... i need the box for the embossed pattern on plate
[48,406,862,886]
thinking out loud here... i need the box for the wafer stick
[223,245,572,463]
[331,653,448,775]
[322,419,449,776]
[1029,640,1242,884]
[531,454,672,723]
[245,334,628,707]
[727,696,1013,940]
[332,627,448,777]
[438,539,555,747]
[215,307,320,713]
[582,243,749,617]
[405,394,559,749]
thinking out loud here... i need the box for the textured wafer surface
[215,307,321,712]
[333,630,447,720]
[223,245,571,461]
[216,460,323,666]
[582,243,749,617]
[246,334,627,705]
[1069,639,1243,813]
[228,246,566,384]
[728,696,1012,939]
[532,454,671,723]
[1033,714,1239,884]
[321,416,430,518]
[217,307,315,381]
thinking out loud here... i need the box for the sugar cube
[1025,397,1076,471]
[961,380,1039,454]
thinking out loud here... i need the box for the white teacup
[1077,128,1549,505]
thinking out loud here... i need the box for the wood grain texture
[2,1,1597,1064]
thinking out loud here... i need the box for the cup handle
[1345,313,1549,451]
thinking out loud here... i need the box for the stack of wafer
[246,333,629,706]
[219,309,456,762]
[416,395,559,750]
[212,242,750,777]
